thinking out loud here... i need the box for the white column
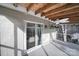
[35,24,38,46]
[24,22,27,50]
[61,24,67,42]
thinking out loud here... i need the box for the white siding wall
[0,6,55,56]
[42,28,57,44]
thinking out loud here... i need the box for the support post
[61,24,67,42]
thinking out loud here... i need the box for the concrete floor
[26,40,79,56]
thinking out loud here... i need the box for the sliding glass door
[26,22,43,49]
[37,24,42,45]
[27,23,35,49]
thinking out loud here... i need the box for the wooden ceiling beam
[69,17,79,23]
[41,3,67,16]
[27,3,47,11]
[48,7,79,19]
[34,3,47,13]
[35,3,56,14]
[43,3,66,13]
[25,3,34,11]
[51,16,79,23]
[44,4,79,17]
[50,12,79,20]
[50,12,79,21]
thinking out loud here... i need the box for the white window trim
[23,20,44,52]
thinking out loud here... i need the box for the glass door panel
[37,27,41,45]
[37,24,42,45]
[27,23,35,49]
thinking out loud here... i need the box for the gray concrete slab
[43,43,68,56]
[52,41,79,56]
[53,40,79,51]
[26,40,79,56]
[27,46,47,56]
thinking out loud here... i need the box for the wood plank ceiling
[19,3,79,23]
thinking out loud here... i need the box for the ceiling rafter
[19,3,79,23]
[43,4,79,17]
[48,7,79,19]
[25,3,34,11]
[43,3,66,13]
[34,3,47,12]
[35,3,56,14]
[27,3,47,12]
[53,13,79,20]
[51,16,79,23]
[41,4,67,16]
[69,17,79,23]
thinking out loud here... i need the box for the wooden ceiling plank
[26,3,34,11]
[50,12,79,20]
[46,5,79,17]
[43,3,66,13]
[42,4,69,16]
[69,17,79,23]
[35,3,56,14]
[34,4,47,12]
[51,16,79,23]
[28,3,47,11]
[52,14,79,23]
[49,7,79,19]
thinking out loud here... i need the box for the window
[26,22,43,49]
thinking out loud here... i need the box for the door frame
[24,20,44,51]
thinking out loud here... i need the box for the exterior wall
[0,8,24,56]
[0,6,55,56]
[42,28,57,44]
